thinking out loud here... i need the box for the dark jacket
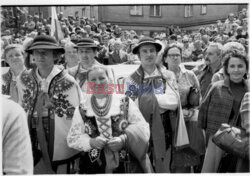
[198,77,248,135]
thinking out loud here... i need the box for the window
[201,5,207,15]
[90,6,94,18]
[82,8,85,17]
[75,11,79,18]
[130,6,143,16]
[184,5,193,17]
[150,5,161,17]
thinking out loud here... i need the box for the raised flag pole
[51,6,64,43]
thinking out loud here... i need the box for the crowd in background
[1,6,249,174]
[1,7,248,67]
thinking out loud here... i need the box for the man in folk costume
[67,38,116,93]
[123,37,189,173]
[16,35,82,174]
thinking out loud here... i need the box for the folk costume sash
[75,64,88,88]
[130,65,167,172]
[34,91,55,174]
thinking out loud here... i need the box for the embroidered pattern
[20,71,37,114]
[52,93,75,119]
[2,71,12,95]
[49,71,76,119]
[79,97,130,162]
[125,81,139,101]
[2,84,9,95]
[89,148,101,163]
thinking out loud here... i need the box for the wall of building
[56,6,98,20]
[28,6,50,19]
[99,4,241,29]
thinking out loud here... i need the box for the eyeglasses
[167,54,181,58]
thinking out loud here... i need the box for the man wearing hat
[67,38,116,92]
[17,35,82,174]
[124,37,188,173]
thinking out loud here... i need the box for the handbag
[187,86,200,107]
[186,109,206,155]
[212,113,250,160]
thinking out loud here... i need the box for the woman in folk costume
[67,38,116,93]
[16,35,82,174]
[123,37,190,173]
[2,44,26,102]
[67,65,153,173]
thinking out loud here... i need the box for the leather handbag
[187,87,200,107]
[212,123,250,160]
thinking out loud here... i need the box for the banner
[51,6,64,42]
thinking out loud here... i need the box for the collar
[223,77,249,91]
[203,63,221,74]
[179,63,188,74]
[144,66,160,78]
[36,66,61,92]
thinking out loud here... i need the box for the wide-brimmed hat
[132,37,162,54]
[74,38,98,48]
[25,35,65,54]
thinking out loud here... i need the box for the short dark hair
[162,44,182,68]
[223,50,248,76]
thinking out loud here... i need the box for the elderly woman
[162,45,204,173]
[198,50,249,172]
[2,44,26,102]
[64,40,79,69]
[67,65,152,173]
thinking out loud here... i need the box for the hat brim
[132,41,162,54]
[26,45,65,54]
[74,45,98,49]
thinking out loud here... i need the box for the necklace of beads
[91,94,112,117]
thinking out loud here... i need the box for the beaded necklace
[91,94,112,117]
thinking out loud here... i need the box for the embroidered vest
[78,96,129,163]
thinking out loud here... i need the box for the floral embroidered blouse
[67,93,149,152]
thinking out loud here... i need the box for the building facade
[27,6,98,20]
[98,4,247,35]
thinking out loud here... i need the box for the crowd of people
[1,7,249,174]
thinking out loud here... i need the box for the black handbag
[212,113,250,160]
[187,87,200,107]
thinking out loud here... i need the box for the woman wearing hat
[124,37,189,173]
[67,38,116,93]
[16,35,82,174]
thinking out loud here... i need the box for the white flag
[51,6,64,42]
